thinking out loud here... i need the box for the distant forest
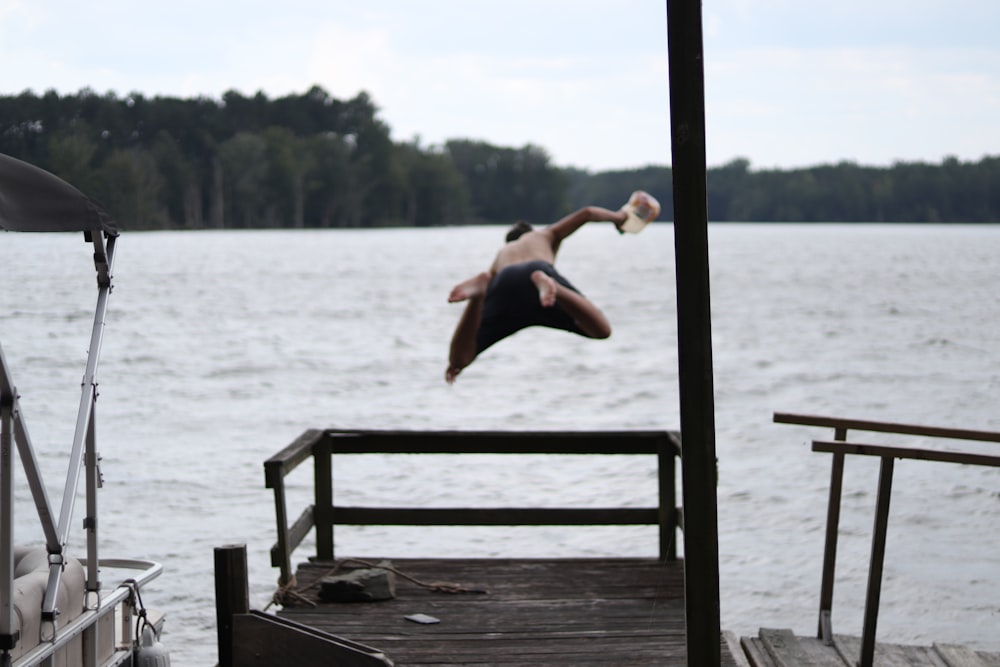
[2,86,998,230]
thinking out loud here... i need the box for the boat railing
[10,558,162,667]
[264,428,684,586]
[774,411,1000,667]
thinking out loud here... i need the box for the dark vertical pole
[215,544,250,667]
[666,1,721,666]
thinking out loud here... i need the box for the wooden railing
[774,412,1000,667]
[265,429,683,586]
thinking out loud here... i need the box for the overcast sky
[2,1,998,172]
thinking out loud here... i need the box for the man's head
[505,220,533,242]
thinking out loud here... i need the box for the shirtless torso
[490,229,559,273]
[445,205,628,383]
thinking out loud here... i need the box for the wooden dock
[278,556,743,666]
[736,628,1000,667]
[260,554,1000,667]
[252,420,1000,666]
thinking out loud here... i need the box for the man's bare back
[444,205,629,383]
[490,229,557,273]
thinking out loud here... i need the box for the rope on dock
[266,558,488,610]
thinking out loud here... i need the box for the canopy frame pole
[44,232,116,629]
[1,401,18,653]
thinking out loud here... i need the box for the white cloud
[708,38,1000,162]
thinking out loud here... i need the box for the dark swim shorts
[475,260,586,354]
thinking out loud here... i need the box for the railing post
[215,544,250,667]
[269,469,293,586]
[859,456,895,667]
[817,426,847,643]
[658,438,678,561]
[314,434,334,561]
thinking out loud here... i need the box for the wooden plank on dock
[759,628,846,666]
[740,637,779,667]
[277,557,741,666]
[724,631,752,667]
[934,643,993,667]
[836,633,949,666]
[736,630,1000,667]
[974,649,1000,667]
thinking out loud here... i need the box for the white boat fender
[135,624,171,667]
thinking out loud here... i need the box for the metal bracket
[86,450,104,488]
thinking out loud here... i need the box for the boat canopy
[2,152,130,661]
[0,153,118,236]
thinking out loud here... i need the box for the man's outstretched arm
[545,206,628,245]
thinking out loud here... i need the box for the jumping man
[445,205,630,383]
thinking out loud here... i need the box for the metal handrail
[775,412,1000,667]
[265,428,683,586]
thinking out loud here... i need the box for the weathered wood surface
[277,557,741,666]
[738,629,1000,667]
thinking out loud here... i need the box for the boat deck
[278,557,742,666]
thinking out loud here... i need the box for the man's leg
[446,272,491,383]
[531,270,611,339]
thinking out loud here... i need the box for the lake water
[3,223,999,665]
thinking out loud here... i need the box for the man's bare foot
[448,272,491,303]
[531,270,558,307]
[445,364,462,384]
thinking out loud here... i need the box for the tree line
[2,86,997,229]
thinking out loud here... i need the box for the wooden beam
[813,440,1000,467]
[331,506,660,526]
[323,429,673,455]
[666,0,721,665]
[214,544,249,667]
[775,412,1000,443]
[264,429,326,487]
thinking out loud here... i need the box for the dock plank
[277,557,739,666]
[741,637,779,667]
[976,651,1000,667]
[738,631,1000,667]
[934,644,991,667]
[835,634,946,667]
[759,628,847,666]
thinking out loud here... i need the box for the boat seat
[4,546,86,661]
